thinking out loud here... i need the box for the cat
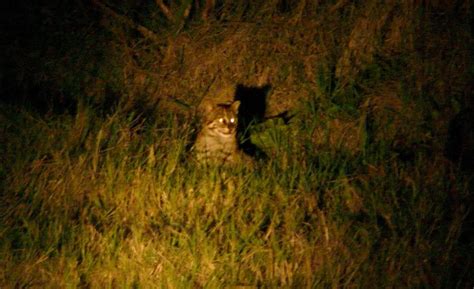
[193,100,250,165]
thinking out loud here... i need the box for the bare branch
[92,0,161,43]
[154,0,174,22]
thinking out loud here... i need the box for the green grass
[0,91,471,288]
[1,1,473,288]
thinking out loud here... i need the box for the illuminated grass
[1,1,472,288]
[0,93,470,288]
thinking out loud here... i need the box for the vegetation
[1,1,472,288]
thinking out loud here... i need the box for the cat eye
[219,118,225,123]
[230,118,235,123]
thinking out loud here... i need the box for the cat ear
[231,100,240,113]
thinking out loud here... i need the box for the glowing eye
[230,118,235,123]
[219,118,224,123]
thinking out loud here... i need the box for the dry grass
[1,0,473,288]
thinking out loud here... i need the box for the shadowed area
[234,84,271,159]
[445,107,474,173]
[0,1,473,288]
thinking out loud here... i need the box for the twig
[92,0,162,43]
[154,0,175,22]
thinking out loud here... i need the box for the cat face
[202,101,240,137]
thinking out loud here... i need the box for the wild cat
[194,100,251,166]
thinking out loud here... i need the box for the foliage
[1,0,472,288]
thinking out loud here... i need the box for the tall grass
[1,0,473,288]
[1,92,470,288]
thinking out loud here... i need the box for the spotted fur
[194,101,243,165]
